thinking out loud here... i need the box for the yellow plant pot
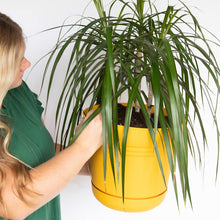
[85,105,171,212]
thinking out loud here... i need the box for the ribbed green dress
[0,81,61,220]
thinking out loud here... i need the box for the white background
[0,0,220,219]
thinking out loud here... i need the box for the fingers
[75,110,95,133]
[75,110,102,139]
[75,110,102,154]
[84,110,95,120]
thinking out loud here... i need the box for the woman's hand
[75,110,102,175]
[74,110,103,156]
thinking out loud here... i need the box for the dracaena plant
[41,0,220,207]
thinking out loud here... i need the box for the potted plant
[41,0,220,212]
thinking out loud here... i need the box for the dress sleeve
[32,93,44,116]
[21,81,44,116]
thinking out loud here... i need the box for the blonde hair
[0,12,36,219]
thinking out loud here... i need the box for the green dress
[0,81,61,220]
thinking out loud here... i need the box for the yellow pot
[85,105,171,212]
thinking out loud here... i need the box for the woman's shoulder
[6,80,31,95]
[16,81,39,101]
[20,80,32,92]
[2,81,43,115]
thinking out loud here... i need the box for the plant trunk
[147,82,153,118]
[134,51,142,113]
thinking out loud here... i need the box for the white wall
[0,0,220,219]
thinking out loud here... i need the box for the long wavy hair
[0,12,37,219]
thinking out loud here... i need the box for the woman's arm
[0,112,102,219]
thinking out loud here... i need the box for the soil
[117,104,166,128]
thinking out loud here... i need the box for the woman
[0,12,102,219]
